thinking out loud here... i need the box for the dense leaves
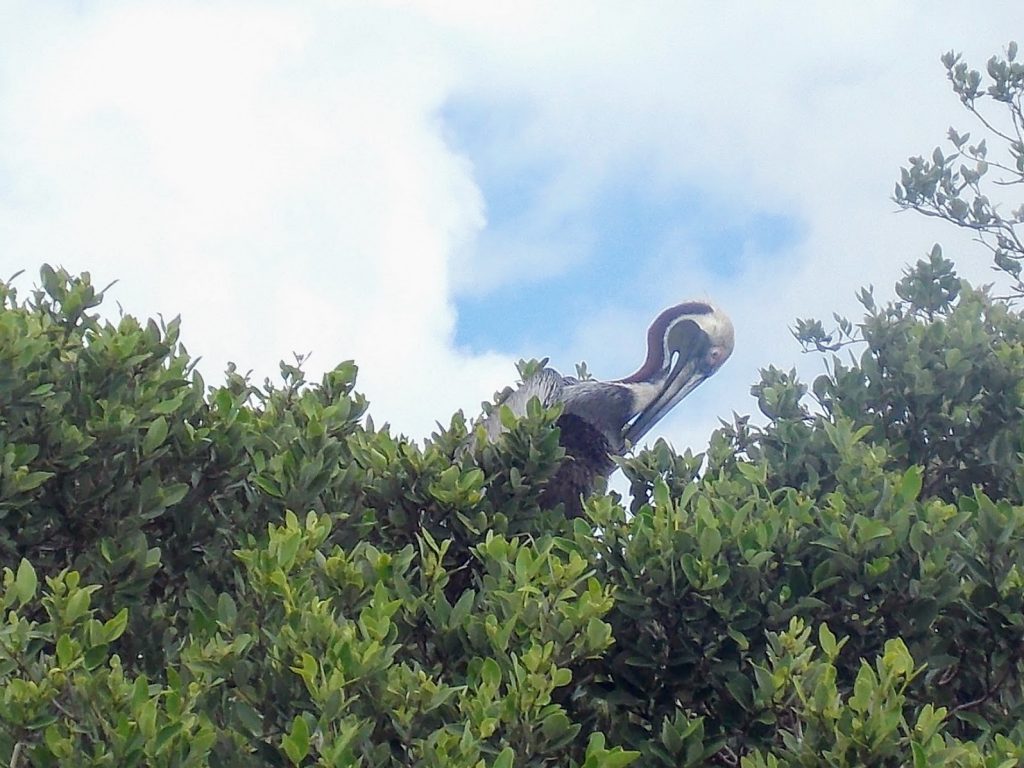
[0,267,622,766]
[4,262,1024,767]
[3,41,1024,767]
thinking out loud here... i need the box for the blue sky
[440,94,802,361]
[451,158,800,356]
[0,1,1021,460]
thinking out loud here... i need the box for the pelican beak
[622,309,734,446]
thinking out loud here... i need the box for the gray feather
[484,368,570,441]
[483,368,636,517]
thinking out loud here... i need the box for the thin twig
[950,663,1014,715]
[966,103,1018,145]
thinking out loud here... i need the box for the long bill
[621,321,713,446]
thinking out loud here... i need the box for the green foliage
[893,42,1024,293]
[739,620,1024,767]
[8,257,1024,766]
[1,562,215,766]
[0,268,620,765]
[3,40,1024,766]
[785,247,1024,504]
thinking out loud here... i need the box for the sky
[1,2,1021,470]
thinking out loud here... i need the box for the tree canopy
[2,42,1024,768]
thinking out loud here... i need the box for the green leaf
[17,471,54,492]
[591,748,640,768]
[481,658,501,688]
[56,634,74,668]
[131,675,150,709]
[736,461,766,484]
[282,716,310,764]
[499,404,517,430]
[653,477,670,508]
[15,558,37,604]
[43,725,67,754]
[850,663,876,714]
[142,417,169,455]
[818,623,837,658]
[699,526,722,559]
[65,588,92,624]
[234,701,264,736]
[161,483,189,507]
[217,593,237,627]
[449,589,475,628]
[680,554,701,586]
[83,644,108,671]
[103,608,129,643]
[552,667,572,687]
[151,392,187,414]
[911,740,927,768]
[154,723,182,755]
[253,474,282,497]
[898,466,923,503]
[276,535,301,571]
[855,515,892,542]
[493,747,515,768]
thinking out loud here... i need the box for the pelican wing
[483,368,569,442]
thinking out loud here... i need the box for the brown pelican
[484,301,734,516]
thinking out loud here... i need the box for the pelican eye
[706,346,728,370]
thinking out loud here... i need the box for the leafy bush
[2,41,1024,768]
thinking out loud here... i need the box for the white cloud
[1,0,1020,457]
[0,1,508,438]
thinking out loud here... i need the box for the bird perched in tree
[483,301,734,516]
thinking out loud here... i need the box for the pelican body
[485,301,734,516]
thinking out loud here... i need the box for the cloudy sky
[1,2,1020,460]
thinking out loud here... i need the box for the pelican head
[618,301,734,445]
